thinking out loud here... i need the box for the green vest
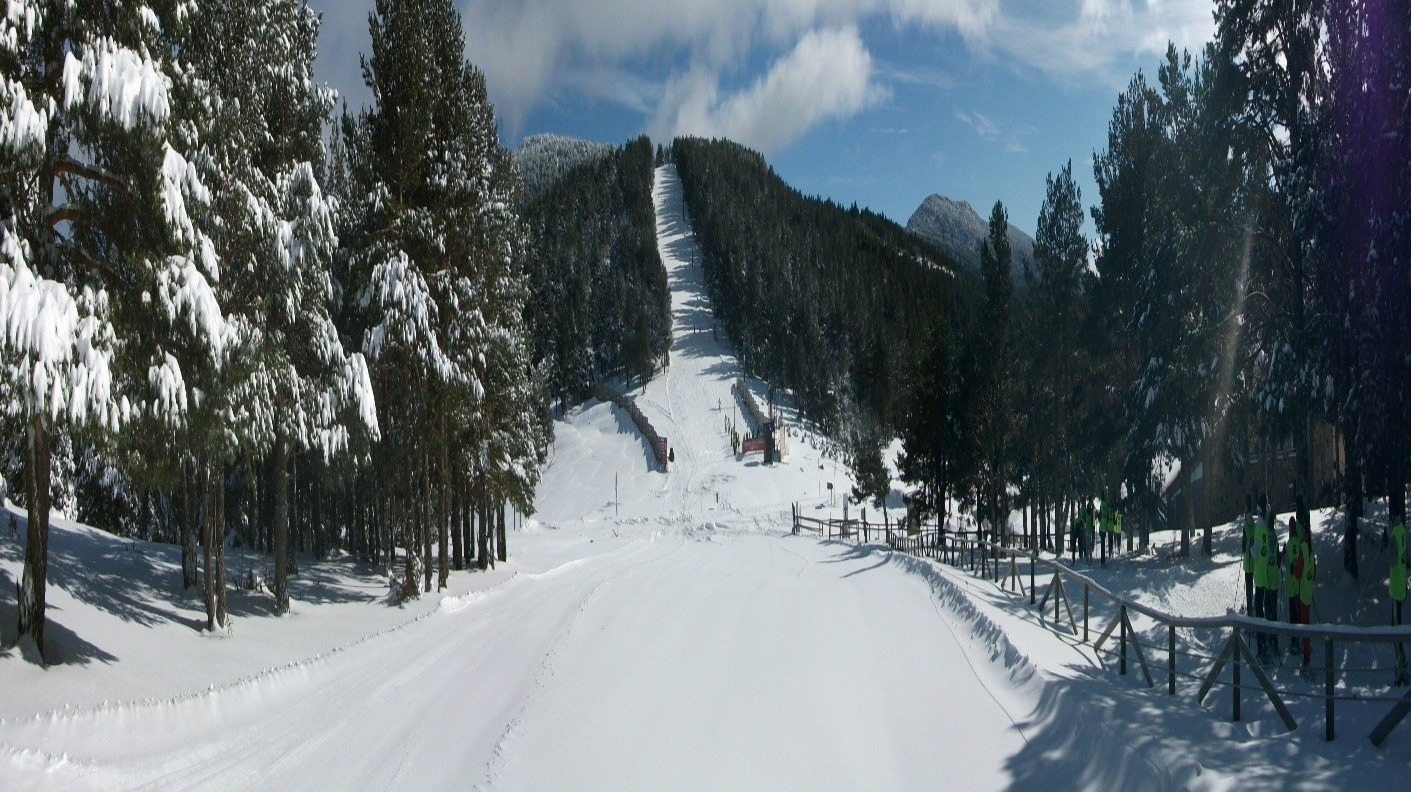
[1241,516,1255,574]
[1285,533,1301,593]
[1391,521,1408,603]
[1083,512,1095,539]
[1265,526,1281,590]
[1298,538,1315,605]
[1252,521,1270,589]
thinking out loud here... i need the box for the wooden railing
[792,506,1411,747]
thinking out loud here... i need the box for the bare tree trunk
[1345,452,1361,579]
[462,483,473,568]
[421,451,432,593]
[497,500,507,563]
[203,462,216,631]
[401,499,417,601]
[477,482,489,571]
[311,459,324,559]
[438,428,449,590]
[181,462,199,589]
[215,468,227,628]
[273,438,291,615]
[451,485,463,571]
[18,417,52,657]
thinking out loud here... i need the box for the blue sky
[308,0,1216,236]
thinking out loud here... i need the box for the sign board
[742,437,765,456]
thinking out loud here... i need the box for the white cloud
[997,0,1215,78]
[649,27,880,153]
[452,0,999,133]
[955,109,1000,141]
[307,1,1216,148]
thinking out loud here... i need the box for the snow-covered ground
[1,165,1407,789]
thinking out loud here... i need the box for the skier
[1241,493,1256,615]
[1390,506,1408,686]
[1253,494,1272,661]
[1294,503,1316,674]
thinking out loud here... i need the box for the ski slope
[536,164,851,532]
[2,165,1406,789]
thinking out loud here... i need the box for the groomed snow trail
[0,166,1035,789]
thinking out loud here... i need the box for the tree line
[0,0,569,657]
[671,3,1409,565]
[904,0,1411,561]
[670,135,977,505]
[521,136,671,413]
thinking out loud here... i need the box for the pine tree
[1024,161,1088,548]
[342,0,538,598]
[1216,0,1327,502]
[181,0,378,619]
[976,202,1013,541]
[1,1,220,656]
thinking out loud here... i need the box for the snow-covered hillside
[1,165,1407,789]
[514,134,613,202]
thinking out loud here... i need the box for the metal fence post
[1168,624,1176,695]
[1325,638,1335,742]
[1233,627,1242,722]
[1120,604,1128,676]
[1083,584,1090,643]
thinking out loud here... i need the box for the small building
[1163,421,1343,534]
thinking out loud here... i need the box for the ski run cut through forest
[0,165,1406,790]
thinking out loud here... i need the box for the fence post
[1233,627,1242,722]
[1029,551,1036,606]
[1168,624,1177,695]
[1325,638,1335,742]
[1083,584,1090,643]
[1120,604,1128,676]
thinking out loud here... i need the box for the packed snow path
[0,533,1031,788]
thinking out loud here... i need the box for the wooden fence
[793,506,1411,747]
[733,378,769,435]
[592,384,669,472]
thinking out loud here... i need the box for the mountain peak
[907,194,1036,293]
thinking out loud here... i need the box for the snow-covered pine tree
[343,0,538,598]
[181,0,379,619]
[1,1,222,656]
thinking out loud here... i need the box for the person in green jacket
[1241,493,1256,616]
[1390,505,1407,686]
[1253,495,1272,660]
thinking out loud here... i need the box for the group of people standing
[1242,493,1316,672]
[1067,493,1124,566]
[1243,492,1409,684]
